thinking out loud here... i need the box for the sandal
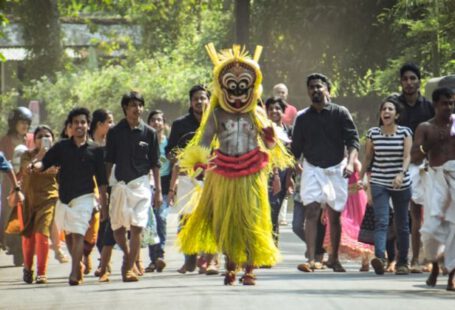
[242,273,256,286]
[297,262,314,272]
[123,270,139,282]
[23,268,34,284]
[224,271,236,285]
[35,275,48,284]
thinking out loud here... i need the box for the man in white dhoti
[412,87,455,291]
[36,108,108,285]
[291,73,359,272]
[105,91,162,282]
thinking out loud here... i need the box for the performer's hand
[261,126,276,148]
[272,174,281,195]
[392,172,404,189]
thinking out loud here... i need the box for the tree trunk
[235,0,250,45]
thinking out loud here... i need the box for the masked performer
[177,44,293,286]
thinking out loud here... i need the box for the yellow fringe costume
[177,44,294,267]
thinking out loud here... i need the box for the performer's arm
[199,110,217,148]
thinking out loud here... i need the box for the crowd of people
[0,49,454,291]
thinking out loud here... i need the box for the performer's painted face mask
[206,44,263,114]
[219,62,257,113]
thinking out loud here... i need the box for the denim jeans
[371,184,411,265]
[148,195,169,262]
[292,201,326,256]
[269,171,287,244]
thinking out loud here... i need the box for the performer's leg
[224,256,237,285]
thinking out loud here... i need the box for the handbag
[358,205,375,245]
[358,204,395,245]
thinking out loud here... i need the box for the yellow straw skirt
[177,169,280,267]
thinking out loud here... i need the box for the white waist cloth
[300,159,348,212]
[420,160,455,271]
[55,194,96,235]
[110,175,151,231]
[409,162,426,205]
[175,175,202,215]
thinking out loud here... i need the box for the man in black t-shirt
[36,107,108,285]
[395,63,434,273]
[105,91,161,282]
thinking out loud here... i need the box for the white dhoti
[110,175,151,231]
[409,162,427,205]
[55,194,96,235]
[300,159,348,212]
[420,160,455,271]
[174,175,202,215]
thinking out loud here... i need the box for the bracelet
[13,186,21,192]
[169,189,175,193]
[419,144,427,155]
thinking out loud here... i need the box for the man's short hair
[265,97,287,113]
[67,107,91,124]
[189,85,210,101]
[400,63,421,80]
[432,87,454,103]
[121,91,145,111]
[306,73,331,92]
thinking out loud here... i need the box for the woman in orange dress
[20,125,58,284]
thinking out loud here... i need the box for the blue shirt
[0,152,12,172]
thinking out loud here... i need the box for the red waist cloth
[209,148,269,178]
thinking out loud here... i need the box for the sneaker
[23,268,34,284]
[395,264,410,275]
[371,258,385,275]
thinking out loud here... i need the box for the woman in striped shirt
[360,96,412,276]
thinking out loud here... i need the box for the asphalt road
[0,211,453,310]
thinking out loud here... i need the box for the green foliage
[373,0,455,95]
[0,0,233,131]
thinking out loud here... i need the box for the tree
[16,0,64,81]
[373,0,455,95]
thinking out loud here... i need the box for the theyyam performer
[177,43,294,285]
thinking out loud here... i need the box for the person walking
[359,96,412,275]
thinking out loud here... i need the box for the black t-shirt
[105,119,160,183]
[42,138,107,204]
[291,103,360,168]
[397,93,434,135]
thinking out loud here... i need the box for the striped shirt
[367,126,412,190]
